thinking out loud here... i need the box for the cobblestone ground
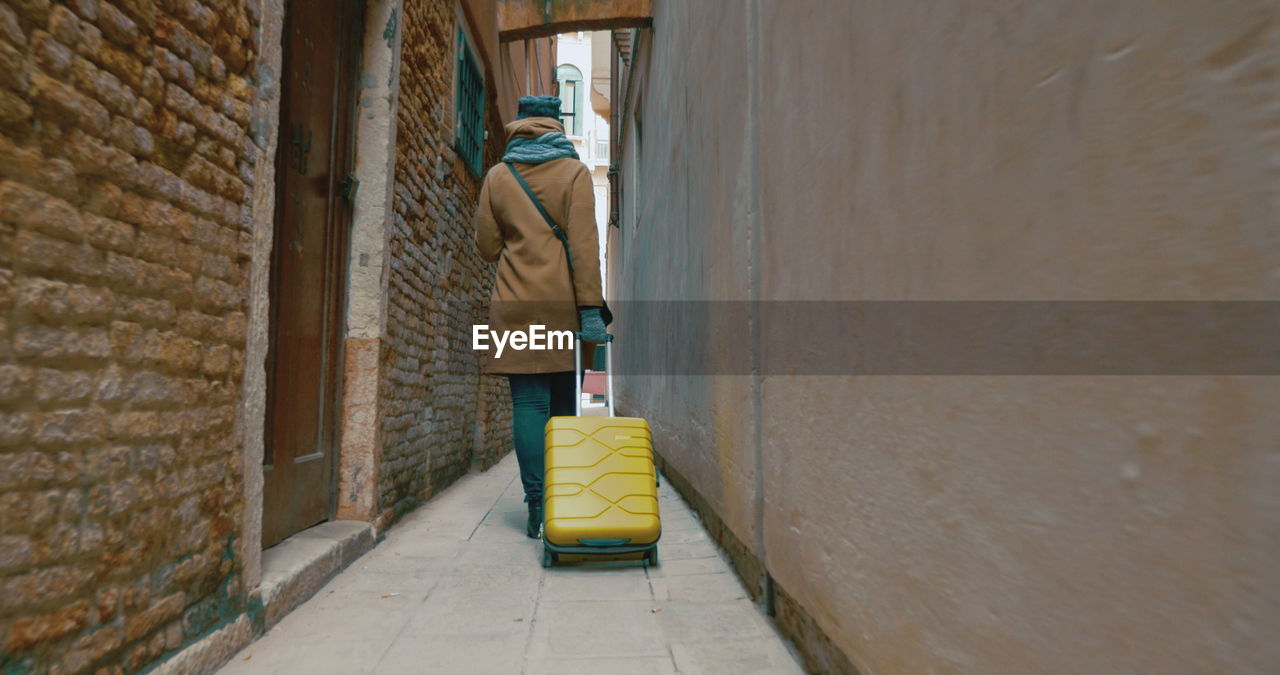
[218,452,804,674]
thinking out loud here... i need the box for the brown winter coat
[474,117,602,374]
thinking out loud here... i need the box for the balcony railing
[580,129,609,165]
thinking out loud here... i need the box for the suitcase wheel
[645,547,659,568]
[541,548,556,568]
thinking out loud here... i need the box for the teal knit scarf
[503,132,579,164]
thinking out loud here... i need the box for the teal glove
[577,307,608,342]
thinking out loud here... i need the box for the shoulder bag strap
[505,162,574,272]
[504,162,612,325]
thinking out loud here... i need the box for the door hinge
[340,173,359,202]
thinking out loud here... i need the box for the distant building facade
[554,31,611,293]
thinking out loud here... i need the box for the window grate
[456,29,485,176]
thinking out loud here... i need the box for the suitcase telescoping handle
[573,332,614,417]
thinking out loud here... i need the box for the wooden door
[263,0,363,548]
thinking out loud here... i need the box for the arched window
[556,64,584,137]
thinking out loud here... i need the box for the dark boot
[526,502,543,539]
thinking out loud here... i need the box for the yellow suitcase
[541,336,660,567]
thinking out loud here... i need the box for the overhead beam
[498,0,652,42]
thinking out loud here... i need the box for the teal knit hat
[516,95,562,119]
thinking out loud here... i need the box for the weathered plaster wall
[612,1,1280,672]
[757,4,1279,673]
[610,0,763,582]
[335,0,402,524]
[239,0,283,600]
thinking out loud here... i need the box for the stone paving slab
[528,600,667,659]
[523,655,678,675]
[219,453,804,674]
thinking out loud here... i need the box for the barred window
[455,29,485,176]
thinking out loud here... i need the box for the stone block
[71,57,135,117]
[0,534,35,572]
[0,566,95,612]
[0,89,33,126]
[0,4,25,44]
[30,72,110,134]
[97,1,140,46]
[15,278,114,325]
[0,181,84,241]
[69,0,97,21]
[31,29,73,76]
[5,600,93,651]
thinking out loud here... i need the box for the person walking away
[473,96,610,538]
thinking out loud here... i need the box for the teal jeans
[507,372,576,504]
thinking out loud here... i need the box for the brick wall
[380,0,511,520]
[0,0,260,671]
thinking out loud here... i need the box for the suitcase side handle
[573,332,614,417]
[577,538,630,547]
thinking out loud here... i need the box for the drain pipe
[608,31,621,229]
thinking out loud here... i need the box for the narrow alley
[217,453,803,674]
